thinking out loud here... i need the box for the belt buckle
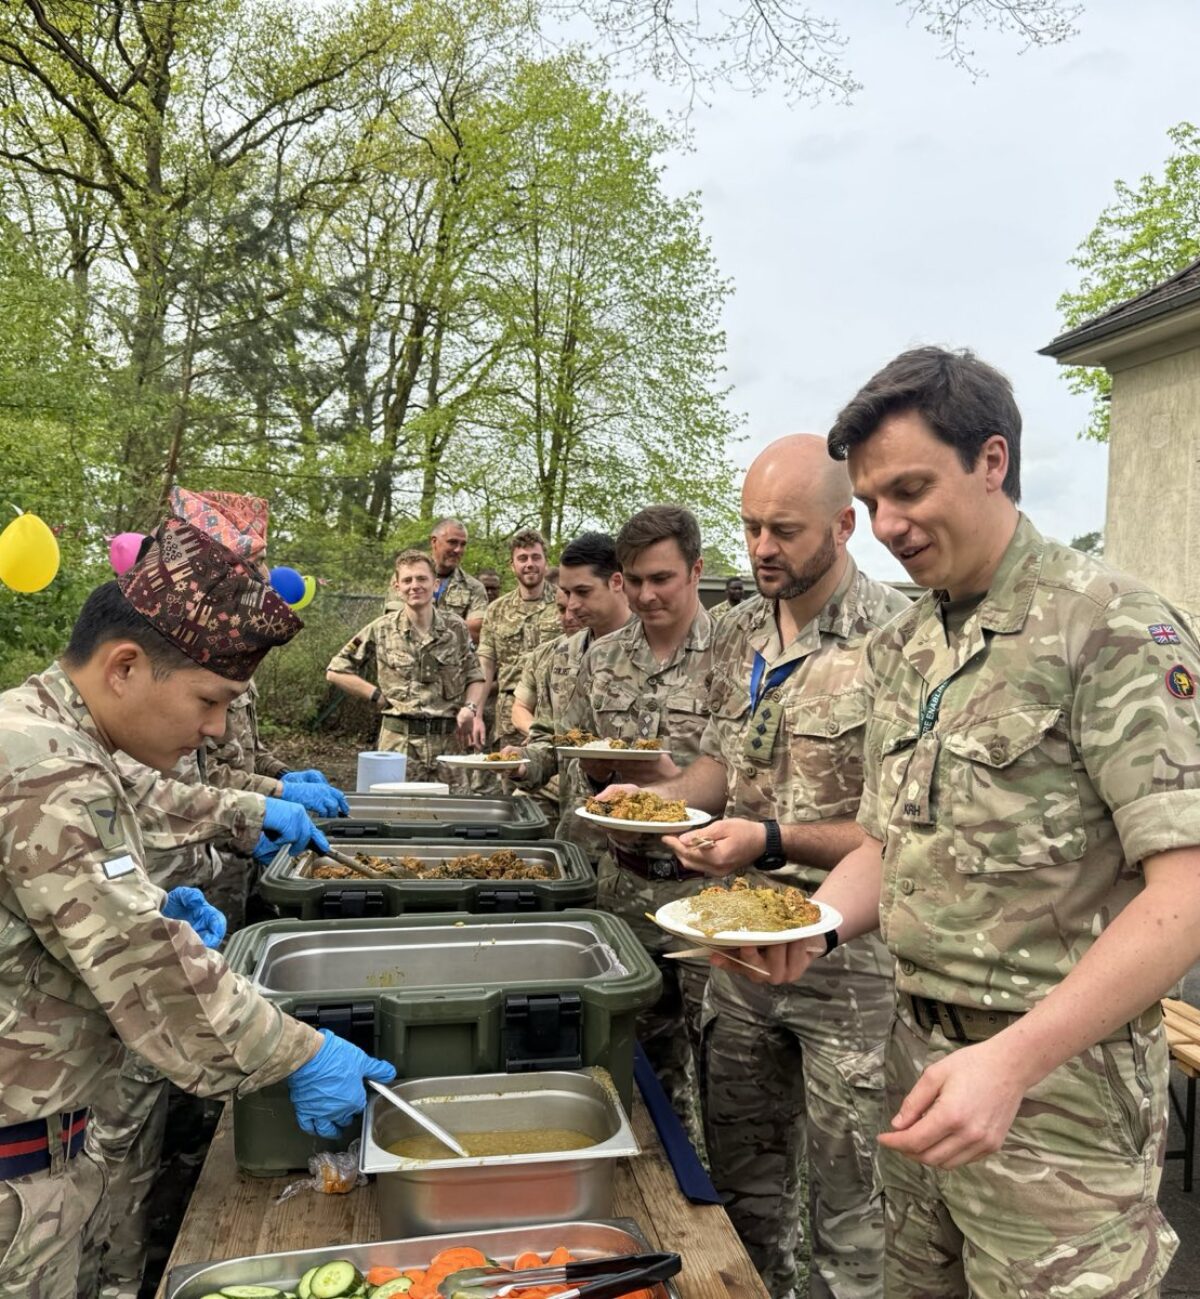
[649,859,676,881]
[932,1000,968,1042]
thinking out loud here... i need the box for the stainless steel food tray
[165,1217,676,1299]
[250,919,625,993]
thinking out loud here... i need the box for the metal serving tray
[361,1071,639,1236]
[165,1217,674,1299]
[326,794,549,841]
[250,920,626,994]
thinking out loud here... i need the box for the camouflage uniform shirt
[328,607,483,718]
[0,663,320,1122]
[205,679,288,783]
[385,565,488,624]
[702,559,909,889]
[861,513,1200,1011]
[478,586,562,739]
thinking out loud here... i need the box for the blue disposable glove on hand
[287,768,331,785]
[162,886,227,949]
[254,796,330,863]
[280,775,350,818]
[287,1029,397,1138]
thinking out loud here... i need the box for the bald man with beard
[626,436,908,1299]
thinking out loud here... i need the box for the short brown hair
[616,506,702,568]
[828,346,1022,502]
[393,548,435,574]
[509,528,547,556]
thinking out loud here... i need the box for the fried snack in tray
[311,849,552,881]
[584,789,687,822]
[688,877,820,936]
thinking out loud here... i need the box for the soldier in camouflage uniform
[509,534,634,867]
[732,348,1200,1298]
[328,549,486,782]
[542,510,715,1131]
[639,438,907,1299]
[384,519,489,642]
[478,529,562,749]
[0,518,393,1299]
[707,576,748,622]
[509,586,581,821]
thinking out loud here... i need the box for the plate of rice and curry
[653,877,842,947]
[573,789,709,834]
[553,730,674,762]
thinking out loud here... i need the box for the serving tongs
[307,846,394,878]
[439,1251,681,1299]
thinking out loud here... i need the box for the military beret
[118,517,301,681]
[168,486,269,563]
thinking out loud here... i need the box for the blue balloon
[269,566,305,604]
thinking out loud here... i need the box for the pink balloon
[109,532,146,575]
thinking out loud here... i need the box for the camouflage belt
[0,1108,89,1178]
[381,714,456,736]
[612,843,706,882]
[902,993,1162,1045]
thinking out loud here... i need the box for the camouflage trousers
[703,934,893,1299]
[0,1138,106,1299]
[880,1004,1177,1299]
[86,1058,170,1290]
[377,718,468,790]
[596,857,710,1149]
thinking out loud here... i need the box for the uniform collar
[44,661,113,753]
[749,558,860,662]
[900,513,1043,686]
[626,604,711,673]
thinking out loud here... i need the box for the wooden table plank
[155,1099,769,1299]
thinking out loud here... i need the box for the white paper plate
[652,896,843,948]
[573,804,711,835]
[556,743,673,761]
[435,754,525,770]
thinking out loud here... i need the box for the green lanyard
[919,679,950,735]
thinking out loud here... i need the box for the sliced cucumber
[372,1281,415,1299]
[220,1289,286,1298]
[299,1267,319,1299]
[310,1261,363,1299]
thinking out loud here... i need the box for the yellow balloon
[0,512,60,593]
[291,575,317,610]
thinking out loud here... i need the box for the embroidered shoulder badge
[1166,664,1196,699]
[1149,624,1181,645]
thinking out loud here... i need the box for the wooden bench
[1162,997,1199,1192]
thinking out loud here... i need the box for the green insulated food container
[222,910,661,1174]
[317,793,550,842]
[258,840,596,920]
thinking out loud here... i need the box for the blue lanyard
[433,577,450,604]
[749,651,802,713]
[919,679,951,735]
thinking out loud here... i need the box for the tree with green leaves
[1055,122,1200,442]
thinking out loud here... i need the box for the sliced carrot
[431,1248,492,1273]
[547,1248,574,1266]
[405,1271,427,1287]
[367,1267,406,1286]
[513,1252,544,1272]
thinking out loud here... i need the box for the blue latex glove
[286,768,332,785]
[280,774,350,818]
[254,796,330,863]
[162,886,227,949]
[288,1029,397,1138]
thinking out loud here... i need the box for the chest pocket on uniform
[942,707,1085,870]
[663,689,709,754]
[785,693,869,811]
[432,643,467,700]
[594,682,640,741]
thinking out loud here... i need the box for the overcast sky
[615,0,1198,580]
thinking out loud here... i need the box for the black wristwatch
[754,818,787,871]
[823,929,840,955]
[370,686,383,707]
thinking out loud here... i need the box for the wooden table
[154,1099,770,1299]
[1164,997,1200,1192]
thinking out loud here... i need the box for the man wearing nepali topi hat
[0,516,395,1298]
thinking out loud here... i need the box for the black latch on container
[328,822,387,839]
[294,1001,377,1054]
[320,889,386,919]
[454,826,500,839]
[477,887,538,913]
[503,992,583,1072]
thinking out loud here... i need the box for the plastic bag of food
[275,1139,365,1202]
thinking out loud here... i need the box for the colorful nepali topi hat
[168,487,269,563]
[118,517,301,681]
